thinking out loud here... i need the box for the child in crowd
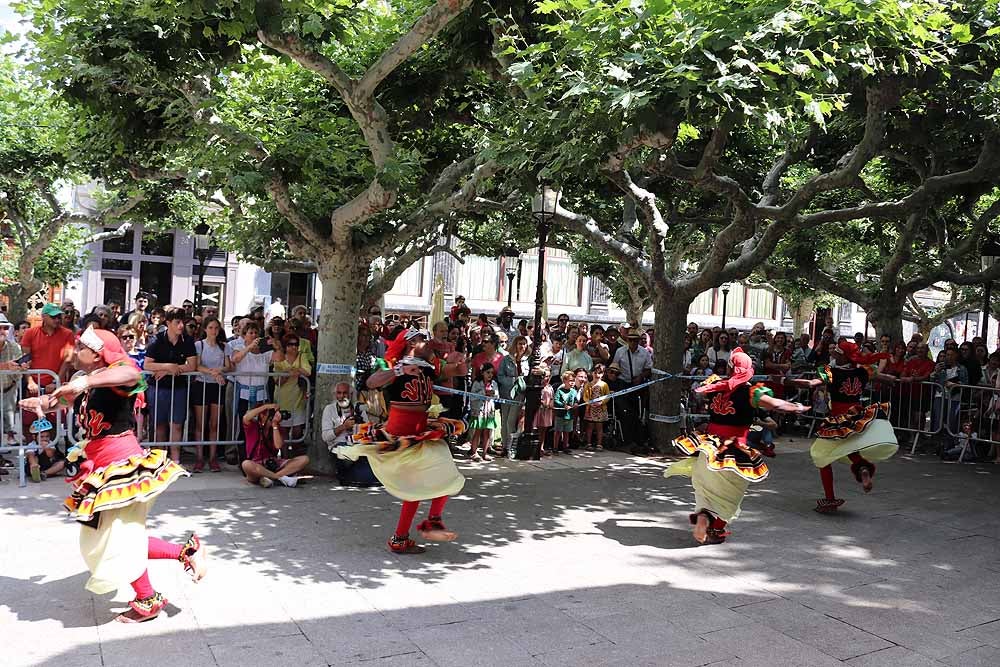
[942,421,978,462]
[690,354,713,412]
[582,364,611,450]
[573,368,589,442]
[534,366,555,456]
[554,371,578,454]
[468,363,498,462]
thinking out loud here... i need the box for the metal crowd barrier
[940,383,1000,461]
[862,380,942,453]
[677,372,947,456]
[0,369,63,487]
[65,371,312,451]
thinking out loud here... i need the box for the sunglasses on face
[286,342,299,347]
[122,335,135,340]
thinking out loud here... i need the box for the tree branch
[355,0,474,101]
[265,169,327,249]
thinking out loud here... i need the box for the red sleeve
[245,420,261,462]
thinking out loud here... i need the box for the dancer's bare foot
[860,467,873,493]
[417,519,457,542]
[181,533,209,582]
[692,513,709,544]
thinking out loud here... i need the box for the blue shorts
[148,386,189,425]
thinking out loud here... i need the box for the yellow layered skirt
[810,403,899,468]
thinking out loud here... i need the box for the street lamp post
[518,184,561,458]
[193,222,212,312]
[720,283,732,331]
[980,239,1000,346]
[503,245,519,310]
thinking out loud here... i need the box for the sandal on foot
[417,518,457,542]
[388,535,426,554]
[179,533,208,582]
[482,453,494,462]
[814,498,845,514]
[209,460,222,473]
[116,592,167,623]
[470,453,482,463]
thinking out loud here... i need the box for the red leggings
[820,453,868,499]
[394,496,449,537]
[130,537,184,598]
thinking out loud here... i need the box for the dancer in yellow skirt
[19,327,205,623]
[666,348,808,543]
[789,340,899,513]
[338,328,466,554]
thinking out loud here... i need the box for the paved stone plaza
[2,438,999,667]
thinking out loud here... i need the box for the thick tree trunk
[624,302,645,328]
[791,298,814,336]
[867,300,905,345]
[4,280,42,323]
[649,289,694,452]
[310,252,369,475]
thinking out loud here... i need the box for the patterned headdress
[833,340,889,366]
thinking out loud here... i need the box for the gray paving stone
[3,443,1000,667]
[940,644,1000,666]
[700,623,843,666]
[405,623,542,666]
[733,597,893,660]
[845,646,945,666]
[957,618,1000,648]
[209,633,329,666]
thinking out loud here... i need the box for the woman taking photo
[193,317,231,472]
[272,334,312,443]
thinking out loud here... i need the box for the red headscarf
[833,341,890,366]
[696,346,755,395]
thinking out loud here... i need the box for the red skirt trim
[816,402,888,440]
[671,432,769,482]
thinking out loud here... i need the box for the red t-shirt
[471,351,503,375]
[21,325,74,379]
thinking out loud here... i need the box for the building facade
[69,223,875,338]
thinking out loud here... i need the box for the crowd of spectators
[4,290,1000,486]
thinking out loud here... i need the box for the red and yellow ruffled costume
[63,332,189,595]
[665,349,772,527]
[810,362,898,470]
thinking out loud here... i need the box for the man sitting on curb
[241,402,309,488]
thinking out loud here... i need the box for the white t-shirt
[225,338,273,400]
[266,301,286,320]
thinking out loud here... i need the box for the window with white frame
[690,289,714,315]
[519,248,581,306]
[453,255,500,301]
[746,287,776,319]
[388,258,425,297]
